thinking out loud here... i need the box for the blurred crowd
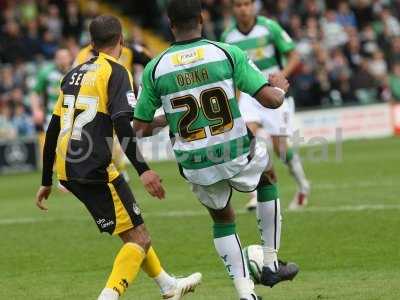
[0,0,99,139]
[2,0,400,140]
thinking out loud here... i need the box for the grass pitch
[0,137,399,299]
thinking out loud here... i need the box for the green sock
[257,184,279,202]
[213,223,236,238]
[285,148,294,164]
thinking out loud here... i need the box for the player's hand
[36,186,52,211]
[140,170,165,200]
[269,72,290,93]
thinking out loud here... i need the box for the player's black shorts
[60,175,144,235]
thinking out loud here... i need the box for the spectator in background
[380,6,400,37]
[1,21,29,63]
[360,25,380,57]
[321,9,348,50]
[336,1,357,29]
[62,1,83,40]
[389,62,400,102]
[388,37,400,66]
[47,4,63,41]
[12,102,35,137]
[368,50,388,82]
[344,35,363,70]
[23,20,43,60]
[0,102,17,140]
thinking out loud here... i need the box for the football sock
[285,149,309,194]
[105,242,145,296]
[142,246,162,277]
[257,184,281,272]
[213,223,254,298]
[142,247,177,294]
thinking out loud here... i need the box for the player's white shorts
[190,139,271,210]
[239,92,295,136]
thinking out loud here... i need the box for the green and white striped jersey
[221,16,295,77]
[134,38,268,185]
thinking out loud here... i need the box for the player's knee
[120,225,151,252]
[259,168,278,186]
[138,234,151,252]
[208,204,235,223]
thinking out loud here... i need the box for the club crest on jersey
[132,203,141,215]
[171,48,205,66]
[126,90,137,108]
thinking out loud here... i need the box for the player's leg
[256,167,299,287]
[60,178,147,299]
[99,225,149,299]
[191,182,257,299]
[265,97,310,209]
[102,176,201,299]
[271,135,310,209]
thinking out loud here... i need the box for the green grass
[1,137,400,299]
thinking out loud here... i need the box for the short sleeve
[230,45,269,96]
[133,62,161,122]
[53,90,63,116]
[268,20,295,54]
[107,63,135,120]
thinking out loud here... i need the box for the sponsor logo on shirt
[171,48,205,66]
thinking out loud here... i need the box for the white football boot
[97,288,119,300]
[162,272,202,300]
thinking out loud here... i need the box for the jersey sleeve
[133,62,161,122]
[268,20,295,54]
[53,90,64,117]
[107,64,136,120]
[229,45,269,96]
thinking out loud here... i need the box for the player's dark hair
[167,0,202,31]
[89,15,122,49]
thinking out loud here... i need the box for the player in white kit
[221,0,311,210]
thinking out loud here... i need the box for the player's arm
[281,50,300,78]
[36,92,63,211]
[269,19,299,78]
[230,45,289,109]
[134,115,167,137]
[133,61,166,137]
[254,73,289,108]
[108,64,165,199]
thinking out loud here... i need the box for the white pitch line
[313,181,396,190]
[1,204,399,225]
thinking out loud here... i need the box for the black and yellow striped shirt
[53,52,136,183]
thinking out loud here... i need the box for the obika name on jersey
[176,67,209,88]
